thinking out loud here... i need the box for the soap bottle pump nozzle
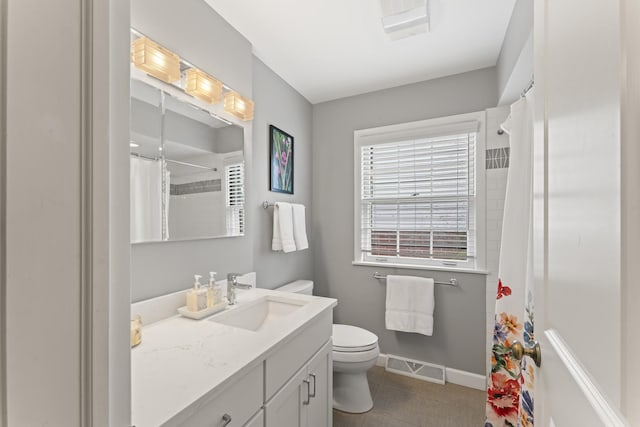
[194,274,203,289]
[209,272,217,287]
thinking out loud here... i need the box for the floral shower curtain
[485,93,535,427]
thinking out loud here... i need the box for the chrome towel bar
[373,272,458,287]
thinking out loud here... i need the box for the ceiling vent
[379,0,430,41]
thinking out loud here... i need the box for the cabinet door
[244,409,264,427]
[265,367,308,427]
[305,341,332,427]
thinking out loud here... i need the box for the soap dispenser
[214,276,224,305]
[186,274,207,312]
[207,272,217,307]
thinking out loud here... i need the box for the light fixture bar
[130,28,255,121]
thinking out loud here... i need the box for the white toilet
[276,280,380,413]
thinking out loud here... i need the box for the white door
[532,0,638,425]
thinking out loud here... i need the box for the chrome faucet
[227,273,252,305]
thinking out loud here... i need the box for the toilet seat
[333,346,379,363]
[332,324,378,353]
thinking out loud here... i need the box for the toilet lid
[332,324,378,353]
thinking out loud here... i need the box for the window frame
[353,111,486,272]
[222,152,245,236]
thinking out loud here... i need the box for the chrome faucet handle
[226,273,247,305]
[227,273,251,289]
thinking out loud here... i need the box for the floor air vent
[385,354,445,384]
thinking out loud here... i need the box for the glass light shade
[131,37,181,83]
[185,68,223,104]
[224,92,254,121]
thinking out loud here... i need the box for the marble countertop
[131,288,336,427]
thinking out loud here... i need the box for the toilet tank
[276,280,314,295]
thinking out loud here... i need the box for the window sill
[352,260,489,275]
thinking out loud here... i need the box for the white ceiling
[204,0,516,104]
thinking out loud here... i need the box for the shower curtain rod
[130,152,217,171]
[497,78,535,135]
[521,78,534,98]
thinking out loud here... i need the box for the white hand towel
[385,275,435,336]
[272,203,283,251]
[291,203,309,251]
[271,202,296,253]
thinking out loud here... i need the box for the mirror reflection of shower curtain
[130,156,163,243]
[163,167,170,240]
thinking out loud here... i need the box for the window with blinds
[355,116,482,269]
[225,162,245,235]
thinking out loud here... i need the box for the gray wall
[131,0,314,300]
[215,125,244,153]
[131,98,161,140]
[165,111,218,152]
[251,57,314,289]
[132,99,220,152]
[311,68,498,374]
[131,0,255,301]
[496,0,533,104]
[131,0,252,96]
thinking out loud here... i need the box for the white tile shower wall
[484,106,510,376]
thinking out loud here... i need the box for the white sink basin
[209,295,307,332]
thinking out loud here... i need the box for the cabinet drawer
[179,363,263,427]
[265,310,332,401]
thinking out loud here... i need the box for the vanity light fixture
[131,37,181,83]
[185,68,223,104]
[129,142,140,148]
[224,91,254,121]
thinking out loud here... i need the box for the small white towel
[385,275,435,336]
[291,204,308,251]
[272,202,296,253]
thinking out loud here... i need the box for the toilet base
[332,370,374,413]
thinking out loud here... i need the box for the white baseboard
[375,353,486,391]
[445,367,486,390]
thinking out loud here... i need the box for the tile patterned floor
[333,366,486,427]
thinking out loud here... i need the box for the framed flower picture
[269,125,294,194]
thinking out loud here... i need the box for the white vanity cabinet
[264,340,332,427]
[131,290,337,427]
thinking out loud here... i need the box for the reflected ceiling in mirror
[130,79,245,244]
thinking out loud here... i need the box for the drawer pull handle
[303,379,311,405]
[309,373,316,398]
[222,413,232,426]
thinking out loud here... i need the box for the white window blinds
[225,162,245,235]
[359,130,476,263]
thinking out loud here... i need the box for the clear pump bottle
[186,274,207,312]
[207,272,217,307]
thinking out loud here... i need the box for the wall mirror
[130,78,245,243]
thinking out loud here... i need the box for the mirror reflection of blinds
[360,133,476,262]
[225,162,245,235]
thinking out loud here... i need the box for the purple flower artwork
[269,125,294,194]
